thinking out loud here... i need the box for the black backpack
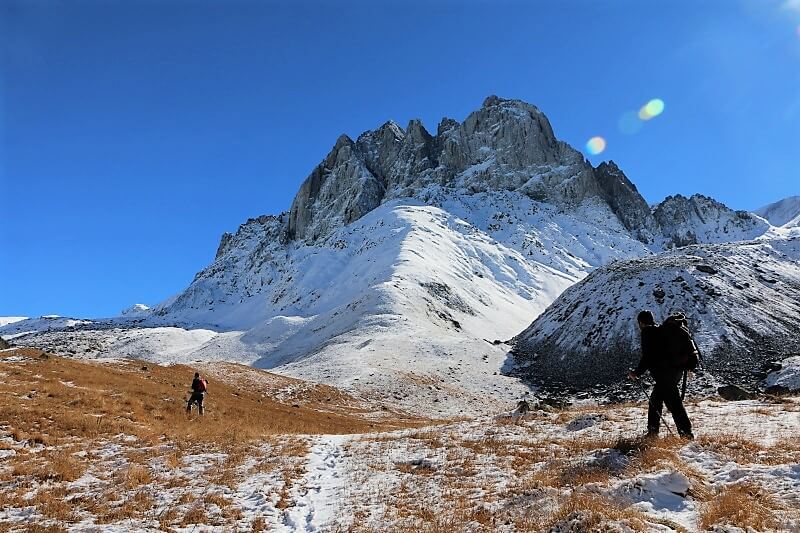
[661,313,700,371]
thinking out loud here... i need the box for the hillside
[512,238,800,397]
[755,195,800,227]
[2,349,799,531]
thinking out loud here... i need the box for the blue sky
[1,0,798,318]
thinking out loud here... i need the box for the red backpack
[197,378,207,392]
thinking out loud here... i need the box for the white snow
[755,195,800,227]
[119,303,152,317]
[280,435,349,532]
[0,317,27,327]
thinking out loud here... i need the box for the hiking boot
[679,431,694,440]
[643,430,659,439]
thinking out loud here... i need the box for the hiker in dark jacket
[186,372,208,416]
[628,310,694,439]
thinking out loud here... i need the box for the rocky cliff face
[593,161,658,243]
[165,95,779,340]
[284,96,648,243]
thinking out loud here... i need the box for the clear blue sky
[1,0,798,318]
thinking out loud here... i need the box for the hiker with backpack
[627,310,697,439]
[186,372,208,416]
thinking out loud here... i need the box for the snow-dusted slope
[120,303,152,317]
[0,317,27,328]
[653,194,769,248]
[513,238,800,395]
[2,190,656,415]
[755,195,800,227]
[144,191,654,415]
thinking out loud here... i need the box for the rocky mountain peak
[437,117,459,136]
[262,96,767,249]
[653,194,768,248]
[593,161,658,243]
[405,119,431,141]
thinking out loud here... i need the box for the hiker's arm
[630,330,654,378]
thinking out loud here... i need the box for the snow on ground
[1,347,798,532]
[755,195,800,228]
[0,317,27,328]
[0,193,646,416]
[280,435,349,532]
[327,398,800,532]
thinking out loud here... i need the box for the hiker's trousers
[187,391,205,415]
[648,373,692,436]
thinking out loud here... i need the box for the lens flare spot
[639,98,665,120]
[586,136,606,155]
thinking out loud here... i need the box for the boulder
[717,384,756,401]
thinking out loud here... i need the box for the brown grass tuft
[699,482,781,530]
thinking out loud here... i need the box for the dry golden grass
[542,491,652,531]
[120,465,153,489]
[20,525,68,533]
[251,516,267,532]
[699,482,781,530]
[180,504,207,527]
[0,348,431,530]
[698,433,800,466]
[0,348,424,450]
[204,491,232,510]
[157,506,180,530]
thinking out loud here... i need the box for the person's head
[637,310,655,330]
[194,372,200,378]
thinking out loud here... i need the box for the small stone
[696,264,718,274]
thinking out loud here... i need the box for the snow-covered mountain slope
[512,238,800,395]
[0,317,27,328]
[120,303,152,317]
[755,195,800,227]
[1,190,659,415]
[2,96,788,414]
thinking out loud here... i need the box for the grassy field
[0,348,427,531]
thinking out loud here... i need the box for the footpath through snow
[280,435,350,532]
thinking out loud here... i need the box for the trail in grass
[280,434,350,531]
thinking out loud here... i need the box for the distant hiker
[628,310,694,439]
[187,372,208,416]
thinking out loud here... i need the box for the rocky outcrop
[284,96,641,243]
[275,96,775,249]
[653,194,768,247]
[593,161,658,243]
[512,238,800,394]
[287,135,385,241]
